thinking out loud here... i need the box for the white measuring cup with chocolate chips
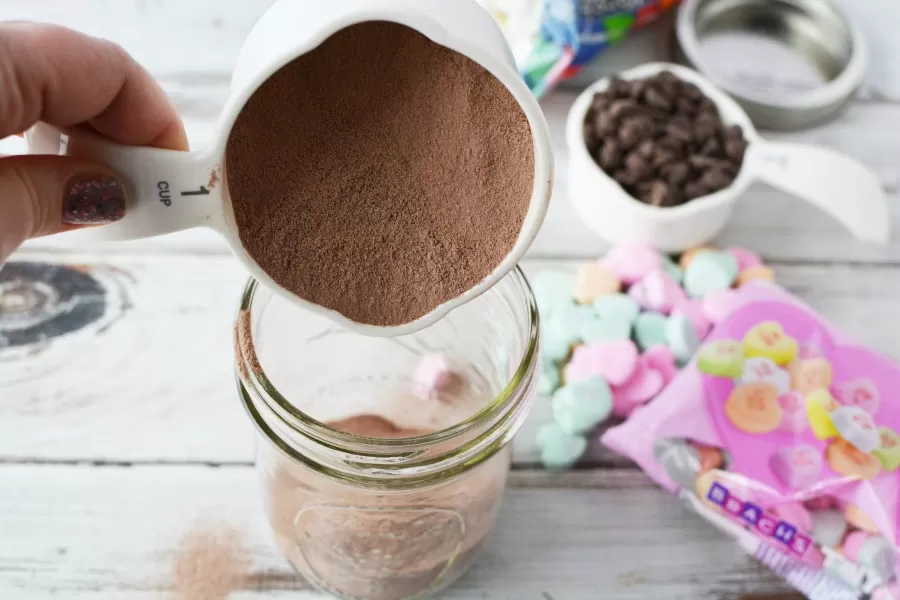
[566,62,889,252]
[26,0,553,336]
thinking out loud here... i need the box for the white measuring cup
[565,62,889,252]
[27,0,553,337]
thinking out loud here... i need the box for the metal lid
[675,0,867,130]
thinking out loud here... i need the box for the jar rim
[234,267,539,458]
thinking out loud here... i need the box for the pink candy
[628,268,686,314]
[601,244,661,285]
[778,391,808,433]
[565,340,639,387]
[842,530,870,561]
[835,378,880,416]
[413,353,455,397]
[672,299,712,339]
[727,246,763,271]
[701,288,739,323]
[612,362,664,417]
[641,345,678,384]
[770,444,823,490]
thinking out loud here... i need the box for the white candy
[831,406,880,453]
[859,536,898,582]
[810,509,848,548]
[739,356,790,395]
[653,438,701,489]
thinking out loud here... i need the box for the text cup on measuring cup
[565,63,889,252]
[26,0,554,337]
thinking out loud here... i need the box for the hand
[0,22,188,263]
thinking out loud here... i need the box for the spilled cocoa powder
[171,524,250,600]
[225,21,535,327]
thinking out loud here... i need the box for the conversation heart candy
[873,427,900,471]
[573,263,621,304]
[831,406,879,453]
[743,321,798,365]
[739,357,790,395]
[546,304,596,347]
[629,268,686,314]
[592,293,641,323]
[727,247,763,271]
[543,328,574,364]
[565,340,638,386]
[536,423,587,470]
[642,345,678,384]
[533,271,576,317]
[806,389,840,440]
[797,342,823,360]
[683,251,739,298]
[671,299,711,340]
[701,288,740,324]
[581,317,632,344]
[539,365,560,395]
[697,340,745,378]
[665,313,699,363]
[835,378,880,416]
[770,444,823,489]
[613,362,664,407]
[660,253,684,284]
[634,312,668,351]
[725,382,782,434]
[826,438,881,480]
[789,358,834,395]
[679,246,714,269]
[653,438,701,488]
[601,244,661,284]
[778,391,808,433]
[413,353,457,398]
[842,530,877,562]
[551,376,613,434]
[810,509,848,547]
[737,265,775,286]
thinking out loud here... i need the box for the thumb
[0,154,126,262]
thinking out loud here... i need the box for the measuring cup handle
[746,140,890,245]
[26,124,224,241]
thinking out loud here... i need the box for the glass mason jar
[234,267,539,600]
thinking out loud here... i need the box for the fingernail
[63,175,126,225]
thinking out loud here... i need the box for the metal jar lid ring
[675,0,867,130]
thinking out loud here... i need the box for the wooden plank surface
[0,464,791,600]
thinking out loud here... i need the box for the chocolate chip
[652,147,679,169]
[699,137,722,157]
[724,124,744,140]
[666,117,693,143]
[593,111,617,137]
[684,181,710,200]
[646,180,672,207]
[682,82,703,102]
[699,169,735,190]
[635,140,655,158]
[694,114,718,142]
[644,86,672,112]
[613,169,639,187]
[608,77,631,98]
[661,162,690,186]
[725,138,748,161]
[619,116,654,148]
[625,152,652,180]
[608,99,641,120]
[675,97,696,117]
[599,140,623,171]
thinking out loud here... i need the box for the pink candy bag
[603,282,900,600]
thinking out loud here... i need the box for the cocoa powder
[225,21,534,327]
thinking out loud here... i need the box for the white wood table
[1,1,898,598]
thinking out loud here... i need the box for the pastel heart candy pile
[534,243,774,470]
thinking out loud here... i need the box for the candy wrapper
[602,282,900,600]
[479,0,679,97]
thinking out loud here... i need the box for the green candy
[660,254,684,284]
[582,318,631,343]
[539,365,561,395]
[551,376,613,435]
[873,427,900,471]
[592,293,640,324]
[683,251,739,298]
[634,312,668,351]
[536,423,588,470]
[533,271,577,317]
[696,340,745,378]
